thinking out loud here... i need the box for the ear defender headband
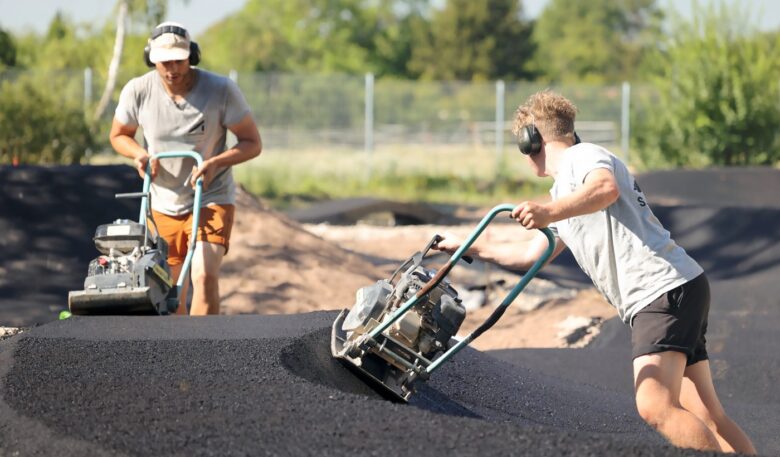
[143,25,201,68]
[516,113,582,155]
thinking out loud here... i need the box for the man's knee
[191,269,219,288]
[190,242,225,282]
[635,394,674,429]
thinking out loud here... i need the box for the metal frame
[138,151,204,312]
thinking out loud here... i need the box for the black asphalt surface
[491,169,780,455]
[2,314,711,457]
[286,197,448,225]
[0,165,778,456]
[0,165,140,326]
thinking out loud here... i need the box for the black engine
[342,237,467,360]
[68,219,174,315]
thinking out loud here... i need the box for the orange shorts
[150,204,235,266]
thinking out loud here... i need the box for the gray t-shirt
[115,68,251,215]
[549,143,703,324]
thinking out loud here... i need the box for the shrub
[0,74,94,164]
[634,1,780,167]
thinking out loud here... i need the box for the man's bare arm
[512,168,620,229]
[436,230,566,271]
[190,114,262,188]
[109,118,157,178]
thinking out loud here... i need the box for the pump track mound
[0,165,778,456]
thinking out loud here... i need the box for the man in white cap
[109,22,262,316]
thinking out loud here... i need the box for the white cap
[148,22,191,64]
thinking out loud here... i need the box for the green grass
[85,144,552,208]
[233,144,551,208]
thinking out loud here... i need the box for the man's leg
[151,209,189,315]
[633,351,722,452]
[680,360,756,454]
[167,263,189,315]
[188,241,226,315]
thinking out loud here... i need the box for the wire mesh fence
[235,72,628,152]
[1,68,634,182]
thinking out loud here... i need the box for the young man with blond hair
[435,90,755,454]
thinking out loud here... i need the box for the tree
[199,0,430,77]
[9,13,105,70]
[0,27,15,68]
[356,0,430,78]
[532,0,663,83]
[407,0,535,81]
[93,1,129,122]
[93,0,169,122]
[0,77,94,164]
[634,1,780,167]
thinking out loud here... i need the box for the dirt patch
[218,192,615,351]
[218,190,386,315]
[459,289,614,351]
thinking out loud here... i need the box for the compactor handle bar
[138,151,204,293]
[365,203,555,375]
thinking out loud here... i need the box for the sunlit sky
[1,0,778,38]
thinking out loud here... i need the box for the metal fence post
[365,72,374,178]
[495,79,505,178]
[83,67,92,110]
[621,81,631,165]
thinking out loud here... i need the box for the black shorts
[631,273,710,366]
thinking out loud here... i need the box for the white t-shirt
[115,68,252,215]
[549,143,703,324]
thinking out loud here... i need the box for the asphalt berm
[0,165,778,456]
[0,314,709,456]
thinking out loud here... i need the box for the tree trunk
[93,0,128,122]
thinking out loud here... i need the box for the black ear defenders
[143,25,201,68]
[517,115,581,155]
[517,122,543,155]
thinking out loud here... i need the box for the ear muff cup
[143,25,201,68]
[517,124,543,155]
[516,125,582,155]
[188,41,201,66]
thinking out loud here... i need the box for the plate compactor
[331,204,555,402]
[68,151,204,315]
